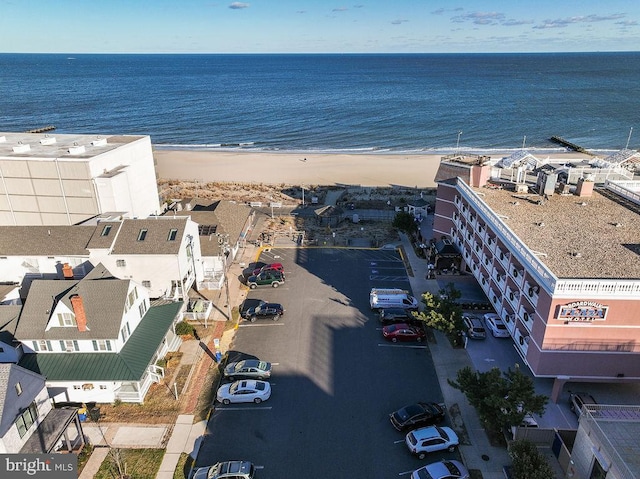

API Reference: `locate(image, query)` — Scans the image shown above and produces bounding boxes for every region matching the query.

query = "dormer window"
[167,229,178,241]
[137,229,148,241]
[101,225,112,236]
[57,313,77,327]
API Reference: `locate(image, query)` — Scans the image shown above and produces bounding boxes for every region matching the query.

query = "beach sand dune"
[153,150,443,188]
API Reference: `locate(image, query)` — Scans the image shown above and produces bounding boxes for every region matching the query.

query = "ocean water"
[0,52,638,154]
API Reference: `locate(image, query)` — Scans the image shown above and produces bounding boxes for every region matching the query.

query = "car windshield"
[257,361,268,370]
[443,461,460,475]
[255,382,265,391]
[436,426,448,440]
[206,464,221,479]
[496,323,507,330]
[229,383,239,393]
[234,361,246,371]
[415,468,433,479]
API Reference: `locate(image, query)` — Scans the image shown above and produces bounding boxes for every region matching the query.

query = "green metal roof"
[18,302,183,381]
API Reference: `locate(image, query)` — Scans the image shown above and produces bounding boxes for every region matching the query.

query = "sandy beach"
[154,149,444,188]
[153,148,594,188]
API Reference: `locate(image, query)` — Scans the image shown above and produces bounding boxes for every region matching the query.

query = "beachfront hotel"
[0,132,160,225]
[432,150,640,400]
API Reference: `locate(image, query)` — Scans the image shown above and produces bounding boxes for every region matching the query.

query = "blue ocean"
[0,52,638,154]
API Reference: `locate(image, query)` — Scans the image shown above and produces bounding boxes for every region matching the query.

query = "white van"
[370,288,419,311]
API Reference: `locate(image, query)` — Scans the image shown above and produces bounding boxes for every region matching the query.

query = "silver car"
[223,359,272,380]
[193,460,255,479]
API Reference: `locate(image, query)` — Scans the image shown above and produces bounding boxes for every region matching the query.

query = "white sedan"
[483,313,510,338]
[217,379,271,405]
[412,460,470,479]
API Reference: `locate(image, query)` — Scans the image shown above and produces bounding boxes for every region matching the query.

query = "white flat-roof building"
[0,132,160,225]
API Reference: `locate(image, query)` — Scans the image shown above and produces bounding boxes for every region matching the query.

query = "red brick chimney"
[62,263,74,279]
[70,295,88,332]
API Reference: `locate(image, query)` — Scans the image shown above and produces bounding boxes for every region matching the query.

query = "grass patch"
[94,448,165,479]
[173,453,195,479]
[77,444,94,475]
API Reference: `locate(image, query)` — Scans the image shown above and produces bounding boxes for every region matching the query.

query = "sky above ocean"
[1,1,639,54]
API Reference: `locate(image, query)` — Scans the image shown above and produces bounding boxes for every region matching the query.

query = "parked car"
[217,379,271,404]
[411,460,470,479]
[463,315,486,339]
[483,313,509,338]
[390,402,446,431]
[569,391,598,417]
[405,426,459,459]
[246,271,285,289]
[241,301,284,321]
[252,262,284,276]
[224,359,272,380]
[193,461,255,479]
[382,323,426,342]
[379,308,417,325]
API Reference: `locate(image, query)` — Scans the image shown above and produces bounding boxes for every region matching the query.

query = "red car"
[382,323,426,342]
[252,262,284,276]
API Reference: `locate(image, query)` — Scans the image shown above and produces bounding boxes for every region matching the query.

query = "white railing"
[605,179,640,205]
[456,180,557,293]
[554,279,640,297]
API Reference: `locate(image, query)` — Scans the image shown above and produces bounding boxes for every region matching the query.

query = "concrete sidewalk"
[399,225,512,478]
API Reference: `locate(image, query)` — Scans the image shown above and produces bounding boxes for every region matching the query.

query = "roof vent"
[12,143,31,153]
[40,136,57,145]
[92,137,107,147]
[68,145,86,155]
[537,222,545,227]
[571,251,582,258]
[615,223,624,228]
[580,202,588,206]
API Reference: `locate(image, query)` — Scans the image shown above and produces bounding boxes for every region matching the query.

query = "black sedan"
[241,301,285,322]
[390,402,446,431]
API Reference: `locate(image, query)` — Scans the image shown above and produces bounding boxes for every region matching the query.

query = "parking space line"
[215,406,273,411]
[378,343,428,349]
[239,323,285,327]
[398,470,413,476]
[393,439,405,444]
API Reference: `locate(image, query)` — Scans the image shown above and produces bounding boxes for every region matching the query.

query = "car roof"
[412,425,447,439]
[218,460,252,475]
[424,460,467,478]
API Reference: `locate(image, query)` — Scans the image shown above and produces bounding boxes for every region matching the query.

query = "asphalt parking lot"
[196,247,460,478]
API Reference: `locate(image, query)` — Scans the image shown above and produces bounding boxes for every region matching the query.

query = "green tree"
[509,440,555,479]
[414,283,464,343]
[392,211,416,234]
[448,365,547,432]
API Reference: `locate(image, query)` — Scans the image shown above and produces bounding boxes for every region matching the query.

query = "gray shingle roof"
[0,305,21,344]
[110,218,188,255]
[86,221,123,249]
[15,264,130,341]
[0,226,95,256]
[181,200,252,257]
[18,302,182,381]
[0,363,47,437]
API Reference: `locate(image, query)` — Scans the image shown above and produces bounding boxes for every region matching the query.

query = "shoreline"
[153,148,595,188]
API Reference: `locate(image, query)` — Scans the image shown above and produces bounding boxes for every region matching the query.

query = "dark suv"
[379,308,417,325]
[246,270,285,289]
[241,301,284,322]
[569,391,598,417]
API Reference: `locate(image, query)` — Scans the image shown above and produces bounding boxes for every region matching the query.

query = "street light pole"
[302,185,305,207]
[218,234,233,322]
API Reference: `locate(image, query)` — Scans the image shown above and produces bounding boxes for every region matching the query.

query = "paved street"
[196,247,456,478]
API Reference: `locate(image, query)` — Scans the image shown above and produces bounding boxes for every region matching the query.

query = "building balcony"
[506,287,520,310]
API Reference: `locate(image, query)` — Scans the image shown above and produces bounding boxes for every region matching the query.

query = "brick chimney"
[62,263,74,279]
[70,295,88,332]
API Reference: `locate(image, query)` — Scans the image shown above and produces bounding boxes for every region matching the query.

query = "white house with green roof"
[14,264,183,403]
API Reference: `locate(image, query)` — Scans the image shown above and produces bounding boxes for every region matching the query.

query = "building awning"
[20,408,81,454]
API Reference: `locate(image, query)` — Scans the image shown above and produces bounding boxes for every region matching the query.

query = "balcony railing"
[456,180,556,293]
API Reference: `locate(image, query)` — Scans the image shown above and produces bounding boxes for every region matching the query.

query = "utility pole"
[217,234,233,321]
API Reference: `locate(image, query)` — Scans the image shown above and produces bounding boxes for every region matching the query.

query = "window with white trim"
[57,312,76,327]
[15,402,38,438]
[15,382,22,396]
[116,259,126,267]
[167,229,178,241]
[92,340,112,351]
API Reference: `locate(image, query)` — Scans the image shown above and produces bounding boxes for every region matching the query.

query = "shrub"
[509,440,555,479]
[175,321,195,337]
